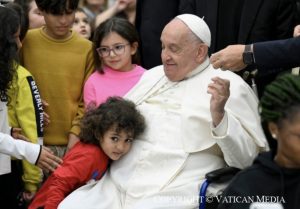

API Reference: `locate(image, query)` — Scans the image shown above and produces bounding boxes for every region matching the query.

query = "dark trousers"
[0,161,24,209]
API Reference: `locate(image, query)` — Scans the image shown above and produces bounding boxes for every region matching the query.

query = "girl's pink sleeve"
[83,78,96,107]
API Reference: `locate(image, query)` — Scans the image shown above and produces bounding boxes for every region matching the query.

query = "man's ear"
[268,122,279,140]
[195,44,208,63]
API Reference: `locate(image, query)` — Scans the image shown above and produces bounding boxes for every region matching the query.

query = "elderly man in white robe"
[58,14,268,209]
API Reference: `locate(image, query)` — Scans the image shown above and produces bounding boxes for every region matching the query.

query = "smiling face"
[99,125,134,161]
[99,31,137,71]
[160,19,203,81]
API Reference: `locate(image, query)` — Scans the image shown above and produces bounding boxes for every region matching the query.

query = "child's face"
[100,126,134,161]
[270,112,300,168]
[28,1,45,29]
[41,11,75,39]
[72,11,91,39]
[98,32,137,71]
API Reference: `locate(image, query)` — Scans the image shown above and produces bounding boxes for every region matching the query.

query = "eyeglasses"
[96,43,130,57]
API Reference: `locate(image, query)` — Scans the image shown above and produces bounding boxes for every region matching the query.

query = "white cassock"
[59,58,268,209]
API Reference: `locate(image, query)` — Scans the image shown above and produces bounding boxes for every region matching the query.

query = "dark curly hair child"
[29,96,145,209]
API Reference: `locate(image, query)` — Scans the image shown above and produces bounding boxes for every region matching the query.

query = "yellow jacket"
[7,65,43,192]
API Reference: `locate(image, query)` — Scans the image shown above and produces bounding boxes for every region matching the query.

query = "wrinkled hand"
[42,99,50,126]
[66,133,80,153]
[293,25,300,37]
[36,146,62,172]
[210,45,246,71]
[207,77,230,127]
[11,127,29,141]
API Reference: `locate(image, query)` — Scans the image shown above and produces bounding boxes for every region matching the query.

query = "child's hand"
[37,146,62,172]
[11,127,29,141]
[42,99,51,126]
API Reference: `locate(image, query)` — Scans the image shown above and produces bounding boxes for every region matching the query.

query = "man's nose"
[161,50,171,61]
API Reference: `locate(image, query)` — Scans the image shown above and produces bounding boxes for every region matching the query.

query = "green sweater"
[21,28,94,146]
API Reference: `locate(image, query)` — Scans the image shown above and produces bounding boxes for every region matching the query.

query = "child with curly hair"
[29,96,145,209]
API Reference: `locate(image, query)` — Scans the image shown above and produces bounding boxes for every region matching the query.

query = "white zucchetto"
[176,14,211,47]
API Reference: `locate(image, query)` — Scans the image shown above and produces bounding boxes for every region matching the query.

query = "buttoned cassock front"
[58,58,267,209]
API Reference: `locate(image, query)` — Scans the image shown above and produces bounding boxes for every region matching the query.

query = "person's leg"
[0,160,24,209]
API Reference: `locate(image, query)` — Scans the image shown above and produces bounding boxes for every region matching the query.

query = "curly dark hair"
[260,73,300,128]
[0,6,20,101]
[92,17,140,74]
[35,0,79,14]
[79,96,146,146]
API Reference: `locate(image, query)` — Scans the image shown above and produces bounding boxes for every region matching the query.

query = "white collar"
[185,57,210,80]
